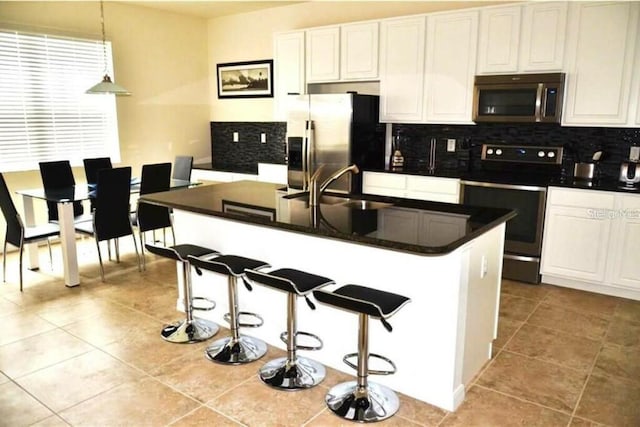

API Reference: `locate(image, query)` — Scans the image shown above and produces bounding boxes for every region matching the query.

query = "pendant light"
[86,0,130,95]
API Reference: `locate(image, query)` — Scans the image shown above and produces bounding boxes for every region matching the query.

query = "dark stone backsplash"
[210,120,639,181]
[393,123,640,180]
[211,122,286,174]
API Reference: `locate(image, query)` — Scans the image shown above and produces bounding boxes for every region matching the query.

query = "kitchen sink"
[289,194,348,205]
[340,200,394,210]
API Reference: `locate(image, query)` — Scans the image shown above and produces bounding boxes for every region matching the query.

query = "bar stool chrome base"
[160,318,219,344]
[205,335,267,364]
[326,380,399,422]
[259,356,326,390]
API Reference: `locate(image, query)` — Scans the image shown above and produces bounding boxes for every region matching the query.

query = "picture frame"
[216,59,274,99]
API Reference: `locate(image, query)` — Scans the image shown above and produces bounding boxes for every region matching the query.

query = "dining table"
[17,178,194,287]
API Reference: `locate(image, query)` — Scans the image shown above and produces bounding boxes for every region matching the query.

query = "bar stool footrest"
[342,352,397,376]
[279,330,323,351]
[192,297,215,311]
[223,311,264,328]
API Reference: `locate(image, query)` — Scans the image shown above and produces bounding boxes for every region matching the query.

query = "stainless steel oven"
[461,144,563,284]
[461,180,547,283]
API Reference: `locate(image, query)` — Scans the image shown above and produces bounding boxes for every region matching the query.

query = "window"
[0,29,121,172]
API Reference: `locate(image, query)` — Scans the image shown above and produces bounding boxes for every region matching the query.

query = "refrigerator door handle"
[303,120,314,191]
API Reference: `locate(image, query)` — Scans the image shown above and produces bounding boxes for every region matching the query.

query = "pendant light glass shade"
[86,0,130,96]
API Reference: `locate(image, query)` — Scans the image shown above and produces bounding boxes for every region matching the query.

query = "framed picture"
[216,59,274,99]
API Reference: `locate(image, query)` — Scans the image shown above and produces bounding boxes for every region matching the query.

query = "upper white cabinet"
[562,1,640,126]
[477,5,522,74]
[519,2,567,71]
[477,2,567,74]
[306,26,341,83]
[379,16,426,122]
[341,22,379,80]
[424,10,479,124]
[273,31,305,121]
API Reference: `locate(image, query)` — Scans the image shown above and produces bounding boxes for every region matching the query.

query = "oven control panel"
[481,144,563,165]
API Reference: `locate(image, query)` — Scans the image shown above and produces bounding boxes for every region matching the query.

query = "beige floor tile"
[614,299,640,323]
[592,342,640,383]
[541,287,619,317]
[527,304,610,341]
[568,416,608,426]
[152,342,284,403]
[477,351,587,413]
[29,415,71,426]
[0,371,9,384]
[576,374,640,426]
[0,381,54,426]
[306,409,422,426]
[32,297,123,327]
[16,349,144,412]
[501,280,551,301]
[498,294,540,322]
[169,406,243,426]
[605,316,640,347]
[209,375,327,426]
[493,316,523,350]
[59,376,200,426]
[395,391,447,425]
[0,310,58,346]
[440,386,570,426]
[0,296,23,315]
[505,324,601,371]
[0,328,93,378]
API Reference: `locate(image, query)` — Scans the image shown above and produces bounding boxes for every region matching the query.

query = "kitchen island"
[141,181,514,411]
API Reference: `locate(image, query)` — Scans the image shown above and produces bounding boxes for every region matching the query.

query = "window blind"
[0,29,121,172]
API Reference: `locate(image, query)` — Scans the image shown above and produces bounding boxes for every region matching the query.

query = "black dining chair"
[1,173,60,291]
[134,162,175,269]
[83,157,113,212]
[39,160,87,223]
[172,155,193,181]
[75,167,141,281]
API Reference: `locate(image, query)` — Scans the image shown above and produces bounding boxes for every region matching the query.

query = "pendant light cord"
[100,0,108,74]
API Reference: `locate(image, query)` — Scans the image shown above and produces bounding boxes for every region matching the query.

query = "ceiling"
[123,1,304,19]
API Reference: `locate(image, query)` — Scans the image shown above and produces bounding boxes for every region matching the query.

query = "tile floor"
[1,240,639,426]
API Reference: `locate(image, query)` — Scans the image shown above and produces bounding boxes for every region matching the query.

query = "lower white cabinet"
[363,171,460,203]
[541,186,640,300]
[191,169,257,183]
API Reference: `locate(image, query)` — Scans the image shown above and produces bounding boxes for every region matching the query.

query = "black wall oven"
[461,144,563,284]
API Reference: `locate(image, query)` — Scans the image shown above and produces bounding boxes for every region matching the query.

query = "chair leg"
[18,242,24,292]
[139,230,146,271]
[130,232,142,273]
[170,225,176,246]
[107,239,112,261]
[115,239,120,263]
[95,238,105,281]
[2,237,7,283]
[47,238,52,269]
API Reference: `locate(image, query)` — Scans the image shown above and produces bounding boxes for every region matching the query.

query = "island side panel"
[171,210,502,411]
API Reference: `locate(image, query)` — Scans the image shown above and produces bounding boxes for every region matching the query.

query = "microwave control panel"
[482,144,563,165]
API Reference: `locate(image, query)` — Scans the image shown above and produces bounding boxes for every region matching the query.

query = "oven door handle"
[461,180,547,192]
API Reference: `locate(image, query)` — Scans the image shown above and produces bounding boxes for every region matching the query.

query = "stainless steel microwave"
[472,73,565,123]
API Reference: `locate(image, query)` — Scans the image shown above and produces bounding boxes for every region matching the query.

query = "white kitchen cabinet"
[424,10,478,124]
[363,171,460,203]
[341,21,379,80]
[377,207,419,244]
[542,187,640,300]
[519,1,567,72]
[273,31,305,121]
[476,5,522,74]
[608,193,640,290]
[379,16,426,122]
[306,26,341,83]
[191,169,257,183]
[562,1,640,126]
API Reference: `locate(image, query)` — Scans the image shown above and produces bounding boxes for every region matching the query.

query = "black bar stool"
[245,267,334,390]
[187,254,270,364]
[145,243,220,343]
[313,285,411,423]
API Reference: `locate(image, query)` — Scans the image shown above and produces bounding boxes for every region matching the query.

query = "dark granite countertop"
[141,181,515,256]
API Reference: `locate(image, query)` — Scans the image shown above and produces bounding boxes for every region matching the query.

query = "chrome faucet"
[309,164,360,206]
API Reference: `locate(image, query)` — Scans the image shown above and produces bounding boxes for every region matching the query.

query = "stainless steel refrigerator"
[286,93,385,194]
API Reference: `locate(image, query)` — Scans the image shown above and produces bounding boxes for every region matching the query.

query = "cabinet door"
[377,207,418,244]
[541,205,612,282]
[406,175,460,203]
[608,194,640,289]
[477,5,522,74]
[424,11,478,124]
[563,2,640,126]
[341,22,379,80]
[306,27,340,83]
[362,171,407,197]
[379,16,426,122]
[519,1,567,72]
[273,31,305,121]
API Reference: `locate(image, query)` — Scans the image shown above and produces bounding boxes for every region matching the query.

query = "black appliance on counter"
[473,73,565,124]
[461,144,564,284]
